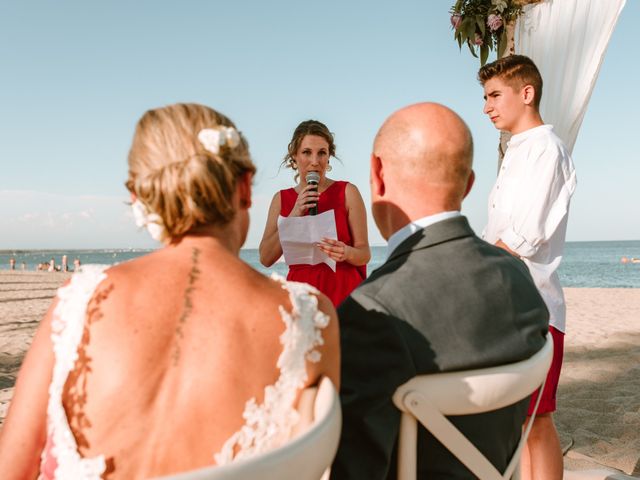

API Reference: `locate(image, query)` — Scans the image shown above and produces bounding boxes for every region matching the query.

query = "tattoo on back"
[173,247,201,365]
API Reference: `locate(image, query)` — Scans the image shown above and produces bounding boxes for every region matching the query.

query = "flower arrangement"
[450,0,522,65]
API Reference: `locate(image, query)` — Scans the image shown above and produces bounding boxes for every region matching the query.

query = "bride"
[0,103,339,479]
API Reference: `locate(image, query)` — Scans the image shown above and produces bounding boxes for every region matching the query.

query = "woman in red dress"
[259,120,370,306]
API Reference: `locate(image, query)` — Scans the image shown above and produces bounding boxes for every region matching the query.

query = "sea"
[2,240,640,288]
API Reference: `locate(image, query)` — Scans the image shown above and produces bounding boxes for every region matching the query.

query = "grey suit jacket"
[331,216,548,479]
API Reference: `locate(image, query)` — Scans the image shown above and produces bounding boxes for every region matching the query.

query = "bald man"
[330,103,549,479]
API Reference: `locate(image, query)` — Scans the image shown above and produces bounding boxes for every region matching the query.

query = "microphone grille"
[306,171,320,184]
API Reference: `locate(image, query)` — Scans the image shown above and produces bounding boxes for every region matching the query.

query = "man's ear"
[463,170,475,199]
[522,85,536,106]
[370,154,385,197]
[237,172,253,209]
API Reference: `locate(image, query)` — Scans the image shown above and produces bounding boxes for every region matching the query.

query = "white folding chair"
[392,334,553,480]
[157,377,341,480]
[564,469,637,480]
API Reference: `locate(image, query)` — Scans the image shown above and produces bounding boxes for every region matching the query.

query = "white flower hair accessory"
[198,126,241,155]
[131,200,167,242]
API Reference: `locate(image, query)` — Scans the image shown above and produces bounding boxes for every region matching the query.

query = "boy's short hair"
[478,55,543,109]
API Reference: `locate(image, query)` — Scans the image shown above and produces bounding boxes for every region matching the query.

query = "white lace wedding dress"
[38,265,330,480]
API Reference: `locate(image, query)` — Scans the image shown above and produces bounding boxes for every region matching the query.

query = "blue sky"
[1,1,638,250]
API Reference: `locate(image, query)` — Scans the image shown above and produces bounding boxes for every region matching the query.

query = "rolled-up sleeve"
[500,225,538,257]
[501,142,577,258]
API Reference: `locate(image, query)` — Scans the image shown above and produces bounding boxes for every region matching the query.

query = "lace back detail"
[214,275,330,465]
[41,265,110,480]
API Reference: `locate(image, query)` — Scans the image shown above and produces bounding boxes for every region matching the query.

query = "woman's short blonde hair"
[126,103,256,240]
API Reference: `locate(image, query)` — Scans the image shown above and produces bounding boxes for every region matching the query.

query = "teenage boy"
[478,55,577,480]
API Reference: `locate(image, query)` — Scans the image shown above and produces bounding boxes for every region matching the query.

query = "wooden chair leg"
[397,412,417,480]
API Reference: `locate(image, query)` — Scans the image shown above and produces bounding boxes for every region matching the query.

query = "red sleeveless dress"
[280,181,366,307]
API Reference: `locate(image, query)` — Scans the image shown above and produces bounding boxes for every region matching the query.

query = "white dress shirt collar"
[507,124,553,149]
[386,211,461,261]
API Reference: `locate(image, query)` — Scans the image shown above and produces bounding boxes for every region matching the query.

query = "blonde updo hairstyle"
[126,103,256,241]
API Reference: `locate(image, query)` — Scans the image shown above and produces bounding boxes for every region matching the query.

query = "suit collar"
[385,215,475,264]
[385,211,461,261]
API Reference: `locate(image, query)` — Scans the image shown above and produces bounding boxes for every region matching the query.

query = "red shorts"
[528,326,564,415]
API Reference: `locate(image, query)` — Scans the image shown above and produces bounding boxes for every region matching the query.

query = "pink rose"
[450,13,462,29]
[487,13,503,31]
[474,33,484,46]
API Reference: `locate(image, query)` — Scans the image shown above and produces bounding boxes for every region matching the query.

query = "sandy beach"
[0,271,72,423]
[0,271,638,476]
[558,288,640,476]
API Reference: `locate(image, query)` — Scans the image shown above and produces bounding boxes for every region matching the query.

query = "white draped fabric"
[515,0,626,153]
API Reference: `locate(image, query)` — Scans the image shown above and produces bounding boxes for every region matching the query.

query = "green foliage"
[498,29,508,58]
[450,0,522,66]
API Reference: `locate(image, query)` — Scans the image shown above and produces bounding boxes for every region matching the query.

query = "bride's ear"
[237,172,252,209]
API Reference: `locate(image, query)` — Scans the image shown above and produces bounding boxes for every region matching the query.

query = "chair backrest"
[157,377,341,480]
[392,334,553,480]
[564,469,638,480]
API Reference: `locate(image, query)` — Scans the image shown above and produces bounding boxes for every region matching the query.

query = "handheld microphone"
[305,171,320,216]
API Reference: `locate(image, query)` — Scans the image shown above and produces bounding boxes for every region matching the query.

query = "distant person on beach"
[47,258,55,272]
[0,103,339,478]
[9,257,16,270]
[622,256,640,264]
[330,102,549,479]
[479,55,577,480]
[259,120,370,306]
[73,257,81,271]
[61,255,68,272]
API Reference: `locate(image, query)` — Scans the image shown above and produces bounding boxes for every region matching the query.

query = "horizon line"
[2,238,640,254]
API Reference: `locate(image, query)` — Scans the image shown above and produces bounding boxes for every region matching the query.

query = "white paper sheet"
[277,210,338,272]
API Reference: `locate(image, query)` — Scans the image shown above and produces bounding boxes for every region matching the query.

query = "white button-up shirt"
[386,211,461,261]
[483,125,577,332]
